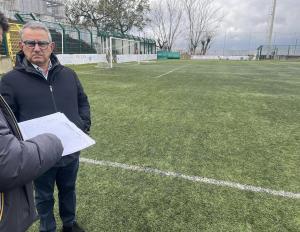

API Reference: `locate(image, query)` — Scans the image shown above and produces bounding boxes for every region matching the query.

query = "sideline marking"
[77,71,119,76]
[80,157,300,199]
[152,65,190,78]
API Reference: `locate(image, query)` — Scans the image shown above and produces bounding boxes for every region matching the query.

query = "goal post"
[109,37,141,68]
[100,36,157,68]
[93,36,111,68]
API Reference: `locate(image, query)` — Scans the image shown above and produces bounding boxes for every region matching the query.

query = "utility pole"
[267,0,277,58]
[222,30,227,56]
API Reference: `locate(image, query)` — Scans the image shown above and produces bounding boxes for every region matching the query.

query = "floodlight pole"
[223,30,227,56]
[267,0,277,57]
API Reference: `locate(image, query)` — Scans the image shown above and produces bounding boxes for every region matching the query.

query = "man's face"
[19,28,54,66]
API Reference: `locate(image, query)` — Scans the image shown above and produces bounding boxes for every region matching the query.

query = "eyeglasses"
[22,40,51,50]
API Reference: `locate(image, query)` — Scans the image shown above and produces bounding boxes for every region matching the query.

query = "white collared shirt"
[31,60,52,80]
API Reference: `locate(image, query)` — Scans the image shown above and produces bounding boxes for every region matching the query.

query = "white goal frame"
[109,37,141,68]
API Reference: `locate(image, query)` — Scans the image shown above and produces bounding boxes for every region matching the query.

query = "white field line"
[77,71,119,76]
[180,70,299,78]
[152,65,190,78]
[80,157,300,199]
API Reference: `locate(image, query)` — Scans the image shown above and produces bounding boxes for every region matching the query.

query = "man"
[0,12,64,232]
[0,21,91,232]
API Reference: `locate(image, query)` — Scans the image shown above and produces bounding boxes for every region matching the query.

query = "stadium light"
[267,0,277,57]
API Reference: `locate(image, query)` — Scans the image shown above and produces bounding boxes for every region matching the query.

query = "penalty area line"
[152,65,190,78]
[80,157,300,199]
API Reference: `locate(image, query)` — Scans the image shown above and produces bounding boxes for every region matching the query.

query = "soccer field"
[30,60,300,231]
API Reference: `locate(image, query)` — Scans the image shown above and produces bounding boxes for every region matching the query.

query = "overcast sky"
[217,0,299,33]
[148,0,300,52]
[215,0,300,51]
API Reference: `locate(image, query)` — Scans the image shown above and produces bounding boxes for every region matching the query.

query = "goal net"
[94,37,111,68]
[95,36,157,68]
[109,37,141,68]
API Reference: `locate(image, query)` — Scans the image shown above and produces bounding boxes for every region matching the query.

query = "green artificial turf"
[28,60,300,231]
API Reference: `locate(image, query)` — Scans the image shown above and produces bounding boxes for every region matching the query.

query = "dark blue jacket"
[0,51,91,165]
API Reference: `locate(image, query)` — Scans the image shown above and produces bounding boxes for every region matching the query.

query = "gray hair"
[20,21,52,42]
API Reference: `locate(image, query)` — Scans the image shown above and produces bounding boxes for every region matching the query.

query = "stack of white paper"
[18,112,95,156]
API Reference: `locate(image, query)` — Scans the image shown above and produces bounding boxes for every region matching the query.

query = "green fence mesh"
[2,13,156,59]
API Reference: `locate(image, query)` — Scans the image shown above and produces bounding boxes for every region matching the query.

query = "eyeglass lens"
[23,40,50,49]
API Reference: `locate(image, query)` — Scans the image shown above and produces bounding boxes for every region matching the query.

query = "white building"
[0,0,65,22]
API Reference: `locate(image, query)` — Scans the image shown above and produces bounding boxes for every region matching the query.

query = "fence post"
[74,26,81,54]
[86,28,93,53]
[58,23,65,54]
[2,32,8,56]
[223,31,227,56]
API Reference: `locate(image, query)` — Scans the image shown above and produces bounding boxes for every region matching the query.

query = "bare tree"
[149,0,183,51]
[65,0,106,34]
[65,0,150,35]
[200,31,215,55]
[182,0,222,55]
[105,0,150,35]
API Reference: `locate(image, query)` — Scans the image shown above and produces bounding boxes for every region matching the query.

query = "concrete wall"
[56,54,108,65]
[191,55,253,61]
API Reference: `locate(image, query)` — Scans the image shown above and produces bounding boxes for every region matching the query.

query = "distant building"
[0,0,65,22]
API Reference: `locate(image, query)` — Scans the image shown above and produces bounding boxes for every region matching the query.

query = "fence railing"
[1,12,156,63]
[257,44,300,59]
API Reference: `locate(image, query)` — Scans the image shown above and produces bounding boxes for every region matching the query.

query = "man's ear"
[50,42,55,51]
[18,41,23,50]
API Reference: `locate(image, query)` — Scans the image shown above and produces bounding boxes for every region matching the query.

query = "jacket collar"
[14,51,61,74]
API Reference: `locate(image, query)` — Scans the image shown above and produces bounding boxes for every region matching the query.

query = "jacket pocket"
[0,192,3,222]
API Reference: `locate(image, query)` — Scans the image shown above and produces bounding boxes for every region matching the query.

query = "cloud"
[147,0,300,51]
[218,0,300,32]
[200,0,300,51]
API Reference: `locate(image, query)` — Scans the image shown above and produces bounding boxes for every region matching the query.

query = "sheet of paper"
[18,112,95,156]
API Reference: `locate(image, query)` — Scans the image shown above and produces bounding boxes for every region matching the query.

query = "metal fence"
[1,12,156,62]
[203,30,300,57]
[14,13,97,55]
[257,44,300,59]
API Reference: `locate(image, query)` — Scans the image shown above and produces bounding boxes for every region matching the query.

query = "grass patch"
[29,60,300,231]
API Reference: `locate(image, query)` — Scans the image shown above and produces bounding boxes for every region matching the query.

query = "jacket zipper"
[27,69,58,113]
[49,85,58,112]
[0,192,3,221]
